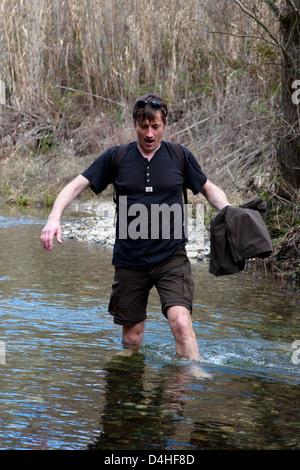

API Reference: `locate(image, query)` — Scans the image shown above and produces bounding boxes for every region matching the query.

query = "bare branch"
[186,25,278,48]
[233,0,295,64]
[286,0,300,14]
[233,0,281,47]
[283,15,298,53]
[264,0,281,18]
[55,85,130,109]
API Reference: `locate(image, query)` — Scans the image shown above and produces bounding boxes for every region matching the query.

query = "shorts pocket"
[108,277,120,315]
[182,262,194,299]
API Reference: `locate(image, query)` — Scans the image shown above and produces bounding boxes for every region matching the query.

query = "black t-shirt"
[81,141,207,269]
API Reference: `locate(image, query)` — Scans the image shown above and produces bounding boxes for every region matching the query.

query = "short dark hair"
[132,93,168,125]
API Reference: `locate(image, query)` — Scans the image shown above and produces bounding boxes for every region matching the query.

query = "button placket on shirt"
[146,165,150,184]
[145,163,153,192]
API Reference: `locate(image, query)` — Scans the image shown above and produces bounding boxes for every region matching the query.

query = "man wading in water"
[40,94,230,374]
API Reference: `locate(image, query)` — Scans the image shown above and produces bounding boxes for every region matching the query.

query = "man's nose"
[145,127,154,137]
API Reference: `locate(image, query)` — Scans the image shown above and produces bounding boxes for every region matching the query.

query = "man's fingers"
[40,226,62,251]
[56,227,63,245]
[40,230,53,251]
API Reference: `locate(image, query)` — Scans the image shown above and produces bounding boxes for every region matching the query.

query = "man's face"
[135,112,166,156]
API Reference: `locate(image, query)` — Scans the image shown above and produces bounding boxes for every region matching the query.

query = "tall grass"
[0,0,279,110]
[0,0,283,202]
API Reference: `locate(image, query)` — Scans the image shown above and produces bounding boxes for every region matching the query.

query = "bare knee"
[167,306,194,338]
[167,306,200,360]
[122,321,145,346]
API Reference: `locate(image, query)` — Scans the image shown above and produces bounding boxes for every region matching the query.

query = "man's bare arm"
[40,174,90,251]
[200,179,230,211]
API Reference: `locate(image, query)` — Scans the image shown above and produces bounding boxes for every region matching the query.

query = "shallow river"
[0,207,299,450]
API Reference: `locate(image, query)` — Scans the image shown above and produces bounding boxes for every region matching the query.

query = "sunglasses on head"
[136,100,162,110]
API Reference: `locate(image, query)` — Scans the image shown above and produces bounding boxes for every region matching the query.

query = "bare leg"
[167,306,212,379]
[167,306,202,360]
[112,321,146,357]
[122,320,145,347]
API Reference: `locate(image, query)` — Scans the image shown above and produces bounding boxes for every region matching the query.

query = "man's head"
[133,94,168,156]
[132,94,168,126]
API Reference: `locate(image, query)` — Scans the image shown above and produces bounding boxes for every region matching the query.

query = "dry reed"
[0,0,280,108]
[0,0,283,201]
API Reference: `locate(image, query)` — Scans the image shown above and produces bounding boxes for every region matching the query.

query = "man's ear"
[133,119,137,128]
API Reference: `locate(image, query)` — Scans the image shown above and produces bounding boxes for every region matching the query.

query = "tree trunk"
[278,1,300,188]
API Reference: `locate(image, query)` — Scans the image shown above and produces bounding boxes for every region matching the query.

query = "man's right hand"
[40,218,63,251]
[39,175,91,251]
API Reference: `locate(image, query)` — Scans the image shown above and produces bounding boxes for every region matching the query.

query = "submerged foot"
[189,363,213,380]
[113,345,140,358]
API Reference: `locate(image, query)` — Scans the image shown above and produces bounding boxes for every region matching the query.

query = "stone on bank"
[61,201,210,261]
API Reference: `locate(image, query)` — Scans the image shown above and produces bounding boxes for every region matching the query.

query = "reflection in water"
[0,209,299,450]
[88,354,188,450]
[88,351,300,450]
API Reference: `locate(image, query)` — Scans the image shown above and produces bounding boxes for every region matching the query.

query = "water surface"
[0,208,299,450]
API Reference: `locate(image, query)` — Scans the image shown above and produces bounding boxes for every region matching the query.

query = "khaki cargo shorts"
[108,247,194,325]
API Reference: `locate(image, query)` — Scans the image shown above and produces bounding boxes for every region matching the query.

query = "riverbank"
[61,200,211,262]
[60,200,299,283]
[0,104,298,282]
